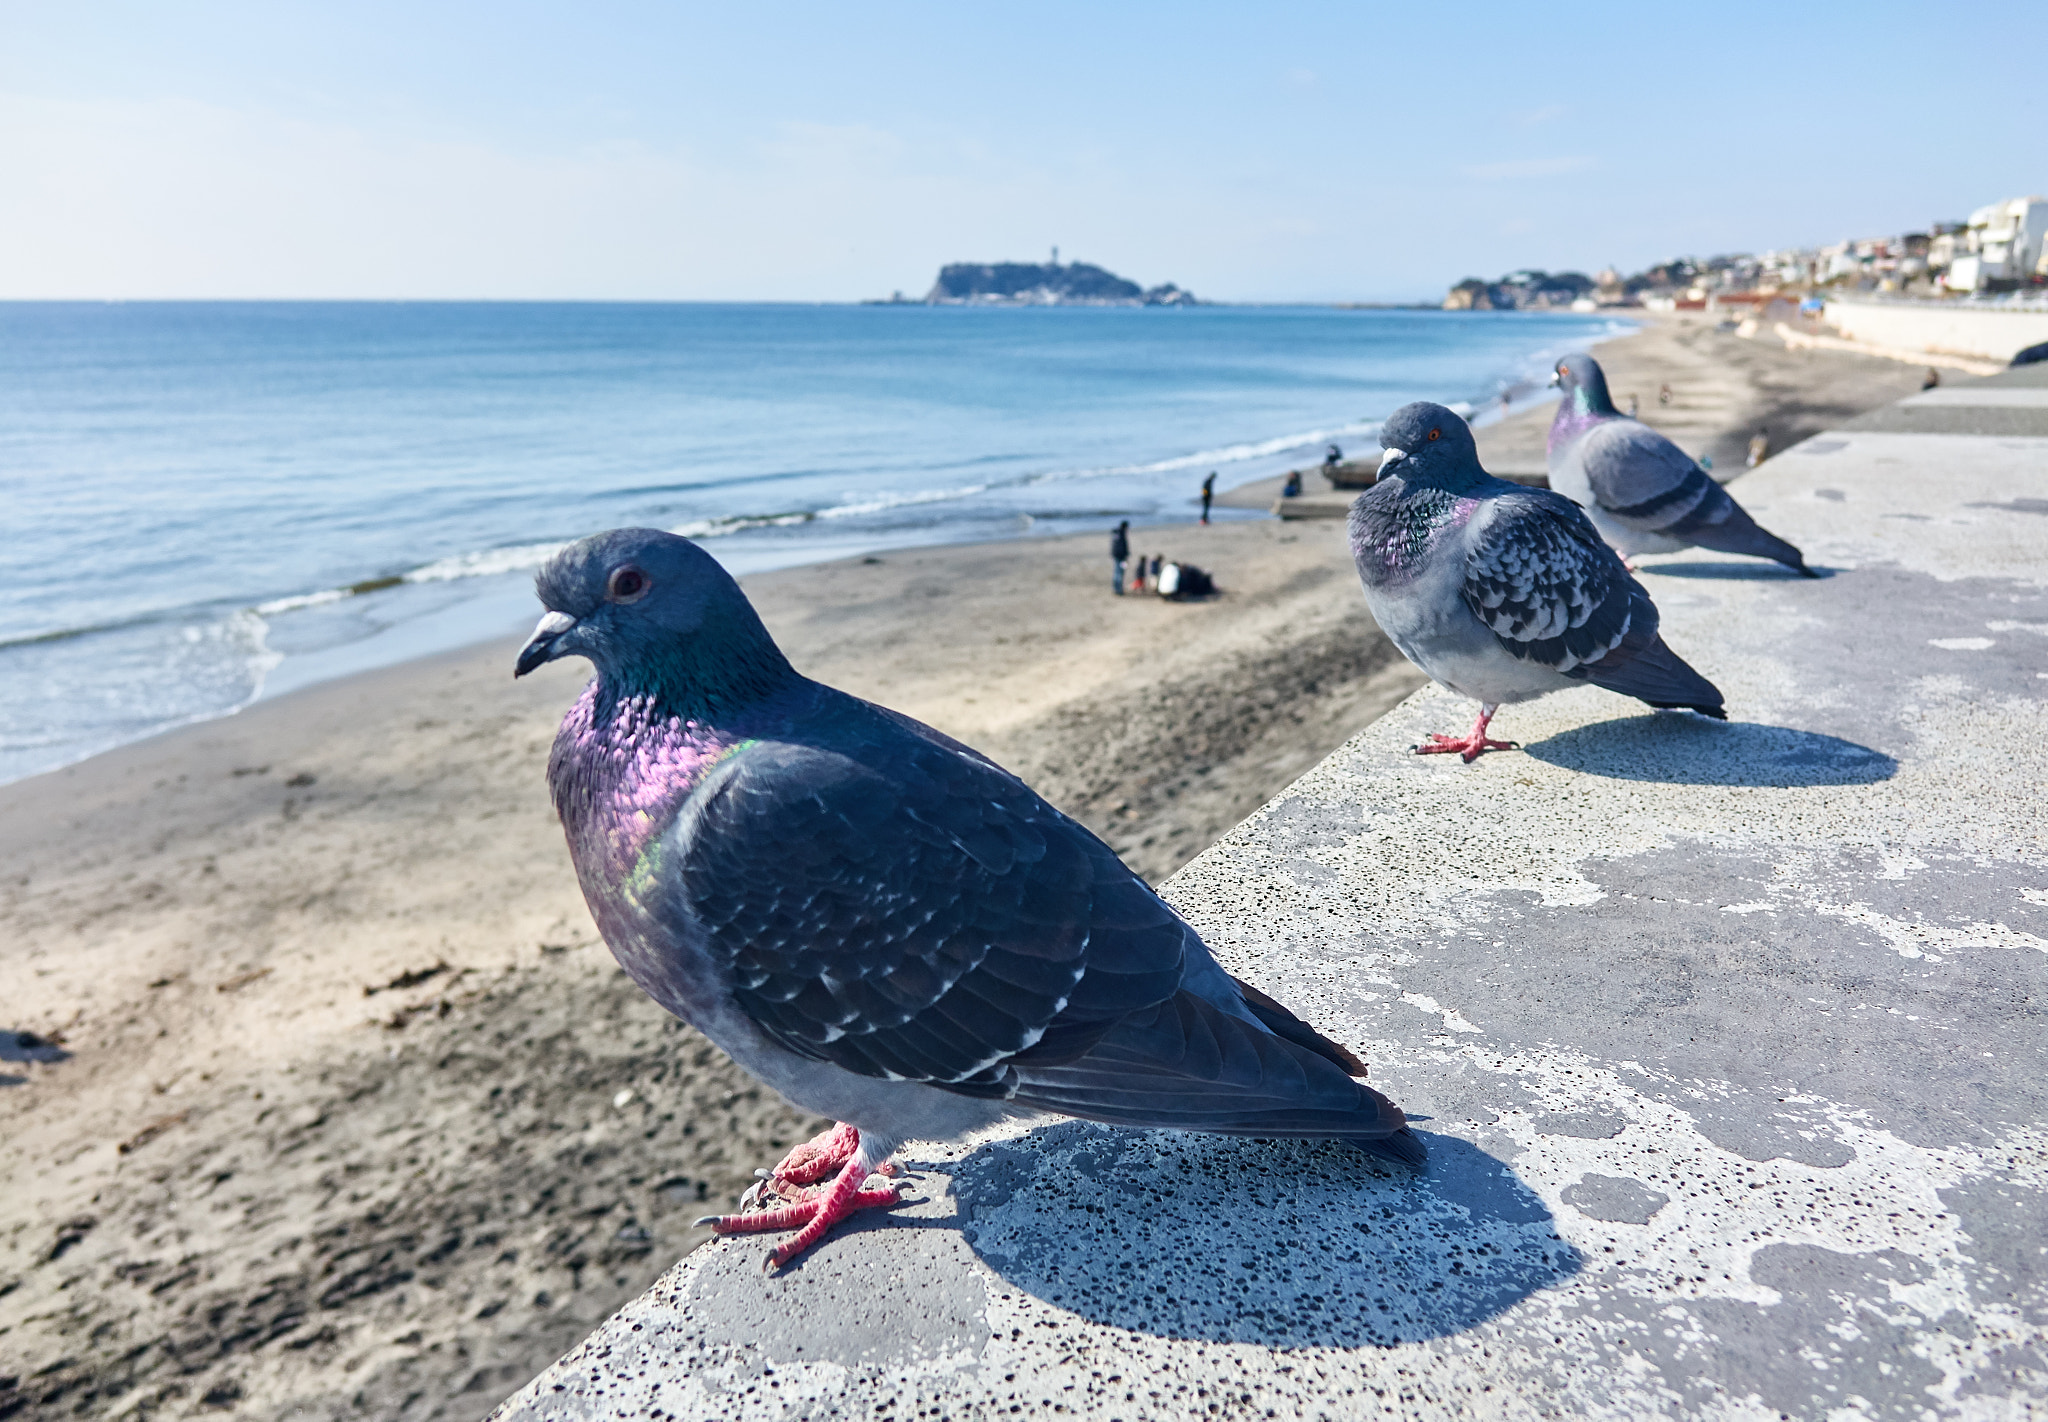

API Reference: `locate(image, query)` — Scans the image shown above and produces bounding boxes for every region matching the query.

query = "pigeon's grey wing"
[1461,489,1642,674]
[675,714,1419,1158]
[675,730,1189,1097]
[1580,422,1812,573]
[1463,490,1724,713]
[1575,419,1720,532]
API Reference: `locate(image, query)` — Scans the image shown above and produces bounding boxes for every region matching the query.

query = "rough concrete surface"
[493,412,2048,1419]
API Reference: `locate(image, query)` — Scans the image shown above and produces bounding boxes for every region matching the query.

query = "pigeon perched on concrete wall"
[1349,403,1725,761]
[517,528,1422,1268]
[1547,353,1815,575]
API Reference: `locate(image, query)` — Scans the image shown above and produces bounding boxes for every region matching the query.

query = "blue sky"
[1,1,2041,302]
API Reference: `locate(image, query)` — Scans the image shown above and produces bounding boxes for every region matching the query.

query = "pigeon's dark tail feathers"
[1673,499,1815,577]
[1649,700,1729,720]
[1008,991,1421,1168]
[1580,632,1725,719]
[1231,974,1369,1078]
[1350,1128,1428,1171]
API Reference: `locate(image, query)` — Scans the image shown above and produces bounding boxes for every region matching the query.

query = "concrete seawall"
[494,366,2048,1419]
[1823,297,2048,363]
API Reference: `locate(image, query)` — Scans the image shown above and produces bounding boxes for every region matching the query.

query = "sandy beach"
[0,314,1932,1420]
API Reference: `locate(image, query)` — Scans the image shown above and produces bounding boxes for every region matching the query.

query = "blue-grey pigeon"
[1350,403,1725,761]
[516,529,1423,1268]
[1547,353,1815,575]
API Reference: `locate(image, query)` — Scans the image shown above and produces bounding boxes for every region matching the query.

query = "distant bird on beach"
[1547,353,1816,576]
[516,528,1422,1268]
[1349,402,1725,761]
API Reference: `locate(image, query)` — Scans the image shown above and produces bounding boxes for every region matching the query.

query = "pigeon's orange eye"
[1427,428,1442,441]
[608,566,649,602]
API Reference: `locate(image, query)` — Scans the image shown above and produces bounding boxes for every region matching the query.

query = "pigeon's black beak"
[515,610,579,678]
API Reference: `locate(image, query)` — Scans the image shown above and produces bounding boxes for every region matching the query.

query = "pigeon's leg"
[761,1121,900,1189]
[769,1121,862,1185]
[1414,703,1518,763]
[697,1132,906,1271]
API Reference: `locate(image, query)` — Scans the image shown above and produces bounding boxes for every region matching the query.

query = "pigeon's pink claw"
[697,1157,906,1269]
[1413,705,1517,763]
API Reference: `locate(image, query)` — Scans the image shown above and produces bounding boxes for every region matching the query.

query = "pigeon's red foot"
[1413,705,1516,763]
[1414,731,1518,762]
[698,1156,907,1271]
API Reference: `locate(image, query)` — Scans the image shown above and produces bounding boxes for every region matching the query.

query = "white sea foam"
[254,587,354,615]
[1031,420,1384,486]
[814,483,993,520]
[403,540,571,584]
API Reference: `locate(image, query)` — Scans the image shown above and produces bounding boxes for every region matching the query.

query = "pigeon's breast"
[550,686,753,895]
[1350,487,1479,589]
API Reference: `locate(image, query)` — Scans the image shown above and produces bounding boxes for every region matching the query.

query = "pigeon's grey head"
[1375,402,1481,487]
[515,528,792,701]
[1549,353,1617,415]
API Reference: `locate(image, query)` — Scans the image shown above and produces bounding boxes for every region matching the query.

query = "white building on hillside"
[1944,196,2048,292]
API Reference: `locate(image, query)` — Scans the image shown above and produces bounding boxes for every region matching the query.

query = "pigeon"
[1349,403,1725,762]
[1547,353,1816,576]
[517,528,1423,1269]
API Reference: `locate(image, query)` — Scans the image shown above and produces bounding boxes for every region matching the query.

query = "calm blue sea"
[0,302,1626,784]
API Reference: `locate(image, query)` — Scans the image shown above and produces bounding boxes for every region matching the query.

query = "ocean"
[0,301,1626,785]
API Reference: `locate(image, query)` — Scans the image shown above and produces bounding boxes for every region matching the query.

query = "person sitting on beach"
[1110,520,1130,595]
[1322,443,1342,473]
[1155,561,1215,600]
[1923,367,1941,391]
[1746,429,1770,469]
[1283,469,1303,497]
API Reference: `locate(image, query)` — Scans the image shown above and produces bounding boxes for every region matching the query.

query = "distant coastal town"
[1443,192,2048,312]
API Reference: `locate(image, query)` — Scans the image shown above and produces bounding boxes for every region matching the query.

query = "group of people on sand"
[1109,519,1215,599]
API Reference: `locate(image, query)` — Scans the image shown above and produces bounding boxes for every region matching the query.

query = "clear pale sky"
[2,1,2041,303]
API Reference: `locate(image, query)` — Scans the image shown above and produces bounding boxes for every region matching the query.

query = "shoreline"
[0,312,1935,1420]
[2,306,1627,791]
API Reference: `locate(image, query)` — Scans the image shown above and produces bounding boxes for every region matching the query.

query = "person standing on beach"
[1200,472,1216,525]
[1110,520,1131,595]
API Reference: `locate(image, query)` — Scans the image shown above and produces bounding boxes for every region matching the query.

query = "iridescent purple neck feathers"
[548,681,768,883]
[1547,399,1612,456]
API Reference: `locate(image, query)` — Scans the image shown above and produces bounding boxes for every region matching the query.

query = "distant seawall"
[1823,297,2048,362]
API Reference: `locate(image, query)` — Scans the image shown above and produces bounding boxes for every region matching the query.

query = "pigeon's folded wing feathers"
[1575,420,1719,532]
[1579,421,1810,571]
[1462,491,1642,674]
[673,733,1187,1097]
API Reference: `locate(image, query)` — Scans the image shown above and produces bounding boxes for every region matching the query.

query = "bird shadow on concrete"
[947,1122,1581,1347]
[1522,715,1896,787]
[1,1029,71,1069]
[1635,560,1834,580]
